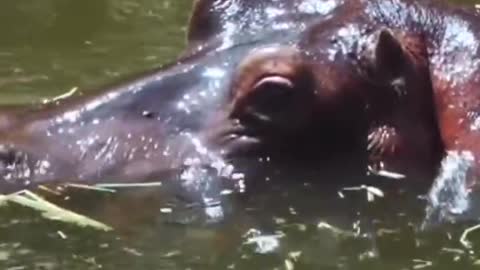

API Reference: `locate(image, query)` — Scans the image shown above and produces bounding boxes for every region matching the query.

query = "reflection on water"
[1,0,480,269]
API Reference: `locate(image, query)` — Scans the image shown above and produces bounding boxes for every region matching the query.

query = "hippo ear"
[188,0,223,44]
[187,0,249,45]
[375,30,406,72]
[366,29,411,84]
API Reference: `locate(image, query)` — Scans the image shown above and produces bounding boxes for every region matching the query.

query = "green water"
[0,0,191,104]
[1,1,480,269]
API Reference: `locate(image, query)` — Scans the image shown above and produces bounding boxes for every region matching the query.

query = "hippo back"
[187,0,348,48]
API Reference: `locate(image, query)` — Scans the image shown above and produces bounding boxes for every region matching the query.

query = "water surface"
[1,1,480,269]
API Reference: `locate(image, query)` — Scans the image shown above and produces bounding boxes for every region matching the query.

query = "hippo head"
[181,0,369,162]
[0,0,436,201]
[175,0,429,168]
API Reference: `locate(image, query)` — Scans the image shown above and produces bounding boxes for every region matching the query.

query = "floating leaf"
[0,190,112,231]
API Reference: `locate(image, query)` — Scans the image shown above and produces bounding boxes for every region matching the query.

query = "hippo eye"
[231,47,316,132]
[238,75,298,126]
[253,75,294,91]
[251,75,295,108]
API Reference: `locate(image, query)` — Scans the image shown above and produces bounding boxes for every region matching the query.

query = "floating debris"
[123,247,143,257]
[374,170,406,180]
[243,229,284,254]
[160,208,173,214]
[163,250,182,258]
[95,181,163,188]
[341,185,385,202]
[317,221,353,237]
[57,230,67,239]
[66,183,116,193]
[284,258,295,270]
[42,87,79,104]
[0,190,112,231]
[412,259,433,269]
[460,223,480,249]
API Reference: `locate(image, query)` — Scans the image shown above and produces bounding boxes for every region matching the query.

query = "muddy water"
[0,1,480,269]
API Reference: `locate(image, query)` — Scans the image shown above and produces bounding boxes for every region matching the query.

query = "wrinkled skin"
[1,0,480,225]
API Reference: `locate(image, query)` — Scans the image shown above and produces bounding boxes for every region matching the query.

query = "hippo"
[1,0,480,224]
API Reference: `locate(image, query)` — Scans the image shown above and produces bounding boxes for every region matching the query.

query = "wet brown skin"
[0,0,479,224]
